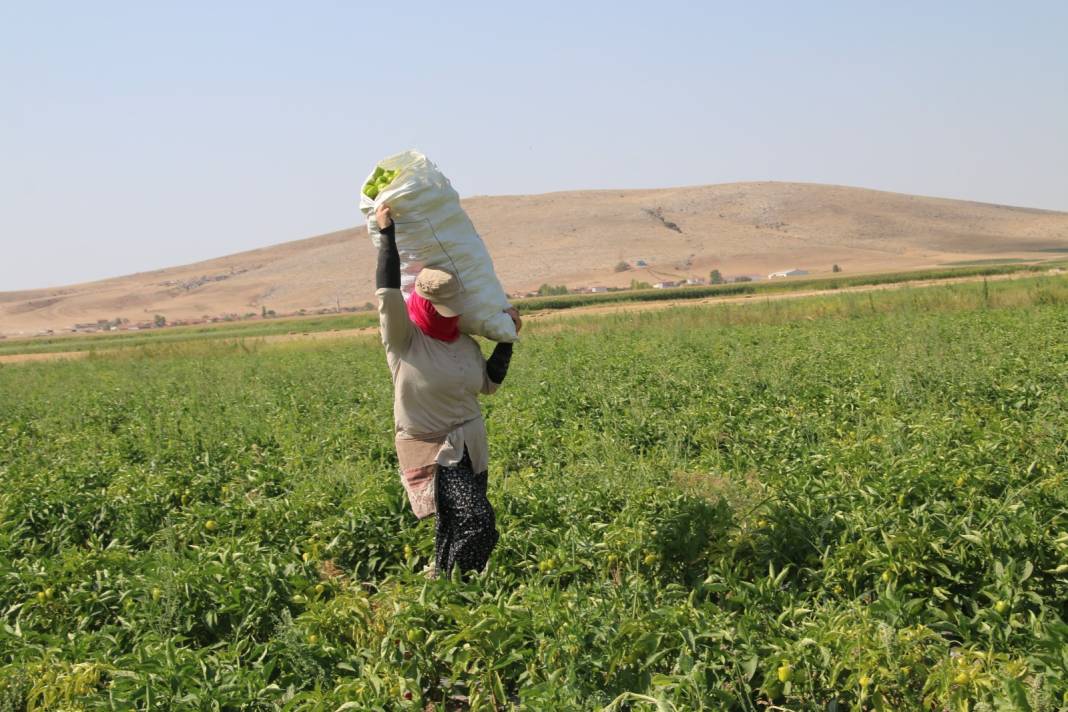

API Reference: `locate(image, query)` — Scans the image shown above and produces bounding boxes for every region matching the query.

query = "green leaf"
[1000,678,1033,711]
[741,655,759,681]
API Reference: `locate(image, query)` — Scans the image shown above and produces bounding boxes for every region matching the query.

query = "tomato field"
[1,275,1066,710]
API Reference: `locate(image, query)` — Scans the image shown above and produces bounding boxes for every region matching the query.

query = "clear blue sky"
[2,1,1066,291]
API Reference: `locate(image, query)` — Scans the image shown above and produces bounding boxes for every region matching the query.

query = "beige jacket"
[376,287,499,516]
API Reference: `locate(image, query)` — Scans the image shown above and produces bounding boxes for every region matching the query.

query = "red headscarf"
[407,292,460,342]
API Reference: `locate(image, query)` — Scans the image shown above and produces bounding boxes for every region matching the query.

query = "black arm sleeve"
[375,223,400,289]
[486,342,513,385]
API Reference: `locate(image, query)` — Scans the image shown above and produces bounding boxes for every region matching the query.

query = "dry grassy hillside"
[2,182,1066,335]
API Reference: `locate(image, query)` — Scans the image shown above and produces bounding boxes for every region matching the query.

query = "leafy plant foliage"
[1,276,1066,710]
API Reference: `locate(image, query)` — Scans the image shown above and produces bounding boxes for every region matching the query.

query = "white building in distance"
[768,268,809,279]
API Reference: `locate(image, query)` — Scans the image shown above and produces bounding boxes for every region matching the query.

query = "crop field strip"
[0,271,1038,366]
[1,260,1064,360]
[0,275,1066,709]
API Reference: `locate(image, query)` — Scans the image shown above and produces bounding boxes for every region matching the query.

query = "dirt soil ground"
[3,181,1066,337]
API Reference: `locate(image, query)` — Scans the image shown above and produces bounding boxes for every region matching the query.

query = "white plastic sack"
[359,150,518,343]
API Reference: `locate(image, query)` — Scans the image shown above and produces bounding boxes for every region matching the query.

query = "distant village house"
[768,268,809,279]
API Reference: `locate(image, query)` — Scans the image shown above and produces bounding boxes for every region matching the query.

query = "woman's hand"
[505,307,522,334]
[376,203,393,230]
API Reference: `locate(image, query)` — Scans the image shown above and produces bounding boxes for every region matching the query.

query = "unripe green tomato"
[777,664,793,683]
[314,583,325,595]
[406,628,424,644]
[203,519,218,532]
[994,600,1008,614]
[307,634,319,645]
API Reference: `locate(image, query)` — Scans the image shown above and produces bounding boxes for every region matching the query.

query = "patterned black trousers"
[435,449,499,577]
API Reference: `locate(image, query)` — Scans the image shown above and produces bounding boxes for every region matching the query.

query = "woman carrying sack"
[374,202,520,578]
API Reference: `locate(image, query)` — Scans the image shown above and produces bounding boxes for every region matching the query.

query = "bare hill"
[3,182,1066,335]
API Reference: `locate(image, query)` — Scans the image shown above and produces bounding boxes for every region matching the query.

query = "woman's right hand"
[376,203,393,230]
[504,307,522,334]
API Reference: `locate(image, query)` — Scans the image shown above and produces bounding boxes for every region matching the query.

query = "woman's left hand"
[505,307,522,334]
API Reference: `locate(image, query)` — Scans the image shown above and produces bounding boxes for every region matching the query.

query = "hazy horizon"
[3,1,1066,292]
